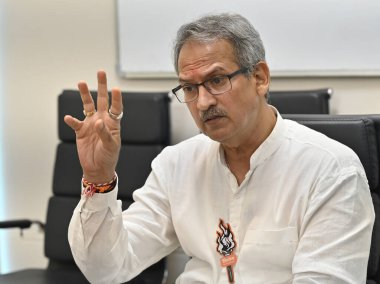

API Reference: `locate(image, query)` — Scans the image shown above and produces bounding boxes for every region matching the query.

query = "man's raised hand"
[64,71,123,184]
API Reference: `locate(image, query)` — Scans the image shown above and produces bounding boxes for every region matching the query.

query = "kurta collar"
[217,106,287,172]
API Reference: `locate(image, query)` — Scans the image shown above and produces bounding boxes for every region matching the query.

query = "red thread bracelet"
[82,173,117,197]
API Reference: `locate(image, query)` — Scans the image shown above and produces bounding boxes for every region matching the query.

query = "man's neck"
[222,105,277,185]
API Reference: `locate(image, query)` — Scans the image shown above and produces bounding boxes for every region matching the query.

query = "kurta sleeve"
[292,166,375,283]
[68,159,179,284]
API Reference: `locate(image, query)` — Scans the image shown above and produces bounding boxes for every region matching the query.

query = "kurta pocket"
[238,227,298,282]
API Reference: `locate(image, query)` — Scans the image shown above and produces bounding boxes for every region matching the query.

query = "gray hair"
[173,13,266,75]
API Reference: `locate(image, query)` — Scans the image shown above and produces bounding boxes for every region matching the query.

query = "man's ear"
[253,62,270,97]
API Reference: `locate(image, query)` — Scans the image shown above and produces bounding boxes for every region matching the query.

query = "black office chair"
[283,114,380,284]
[0,90,171,284]
[269,88,332,114]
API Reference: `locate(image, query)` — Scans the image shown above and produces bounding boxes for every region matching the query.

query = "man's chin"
[197,119,231,141]
[202,129,228,143]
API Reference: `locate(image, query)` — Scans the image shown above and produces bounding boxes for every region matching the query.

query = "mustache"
[200,107,227,122]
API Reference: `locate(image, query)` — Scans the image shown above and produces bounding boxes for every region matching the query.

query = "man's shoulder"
[283,119,363,171]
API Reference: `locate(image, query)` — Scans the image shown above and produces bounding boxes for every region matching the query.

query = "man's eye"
[182,85,195,93]
[209,76,227,86]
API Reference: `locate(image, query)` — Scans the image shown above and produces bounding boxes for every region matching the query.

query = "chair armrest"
[0,219,45,231]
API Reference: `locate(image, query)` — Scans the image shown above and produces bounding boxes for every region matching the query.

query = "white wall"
[0,0,379,275]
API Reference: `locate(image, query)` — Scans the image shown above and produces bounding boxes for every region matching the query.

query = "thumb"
[64,115,83,132]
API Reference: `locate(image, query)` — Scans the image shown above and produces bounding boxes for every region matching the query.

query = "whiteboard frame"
[116,66,380,79]
[115,0,380,79]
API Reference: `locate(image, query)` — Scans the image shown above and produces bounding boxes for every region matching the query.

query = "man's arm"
[65,71,178,283]
[68,162,179,284]
[292,166,374,283]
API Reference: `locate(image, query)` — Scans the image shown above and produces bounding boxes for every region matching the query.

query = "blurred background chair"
[0,90,171,284]
[283,114,380,284]
[269,88,332,114]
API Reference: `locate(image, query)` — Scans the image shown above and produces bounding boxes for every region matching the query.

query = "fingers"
[110,87,123,116]
[77,71,120,120]
[78,81,96,115]
[97,70,109,112]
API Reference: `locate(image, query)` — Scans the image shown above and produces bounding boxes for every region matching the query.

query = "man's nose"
[196,85,216,111]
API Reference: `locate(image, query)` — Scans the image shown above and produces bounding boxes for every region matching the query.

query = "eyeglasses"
[172,67,249,103]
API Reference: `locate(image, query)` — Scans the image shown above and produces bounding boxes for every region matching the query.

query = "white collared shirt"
[69,113,374,284]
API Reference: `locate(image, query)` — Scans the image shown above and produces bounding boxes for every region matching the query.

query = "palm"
[76,113,120,173]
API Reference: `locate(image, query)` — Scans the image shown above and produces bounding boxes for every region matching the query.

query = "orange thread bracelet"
[82,173,117,197]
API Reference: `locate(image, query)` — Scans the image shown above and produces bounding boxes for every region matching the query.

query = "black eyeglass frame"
[172,67,250,103]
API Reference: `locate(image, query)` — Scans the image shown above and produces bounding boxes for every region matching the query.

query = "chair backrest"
[283,114,380,283]
[269,88,332,114]
[46,90,170,280]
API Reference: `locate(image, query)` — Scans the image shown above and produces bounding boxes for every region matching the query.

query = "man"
[67,13,374,283]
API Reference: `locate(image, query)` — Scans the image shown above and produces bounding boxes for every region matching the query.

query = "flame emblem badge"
[216,219,238,283]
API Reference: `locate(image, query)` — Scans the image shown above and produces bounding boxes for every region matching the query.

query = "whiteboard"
[116,0,380,78]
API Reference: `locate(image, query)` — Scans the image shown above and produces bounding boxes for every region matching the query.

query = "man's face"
[177,39,264,145]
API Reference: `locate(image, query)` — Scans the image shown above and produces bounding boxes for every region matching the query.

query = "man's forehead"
[178,65,228,82]
[178,40,235,66]
[177,40,237,82]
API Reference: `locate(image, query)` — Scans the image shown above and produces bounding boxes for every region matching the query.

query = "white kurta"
[69,113,374,284]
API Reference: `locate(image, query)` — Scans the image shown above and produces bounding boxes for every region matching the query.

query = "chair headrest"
[283,114,379,192]
[269,88,332,114]
[58,90,171,145]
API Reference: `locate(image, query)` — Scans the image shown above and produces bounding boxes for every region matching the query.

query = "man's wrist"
[83,170,116,184]
[82,172,118,197]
